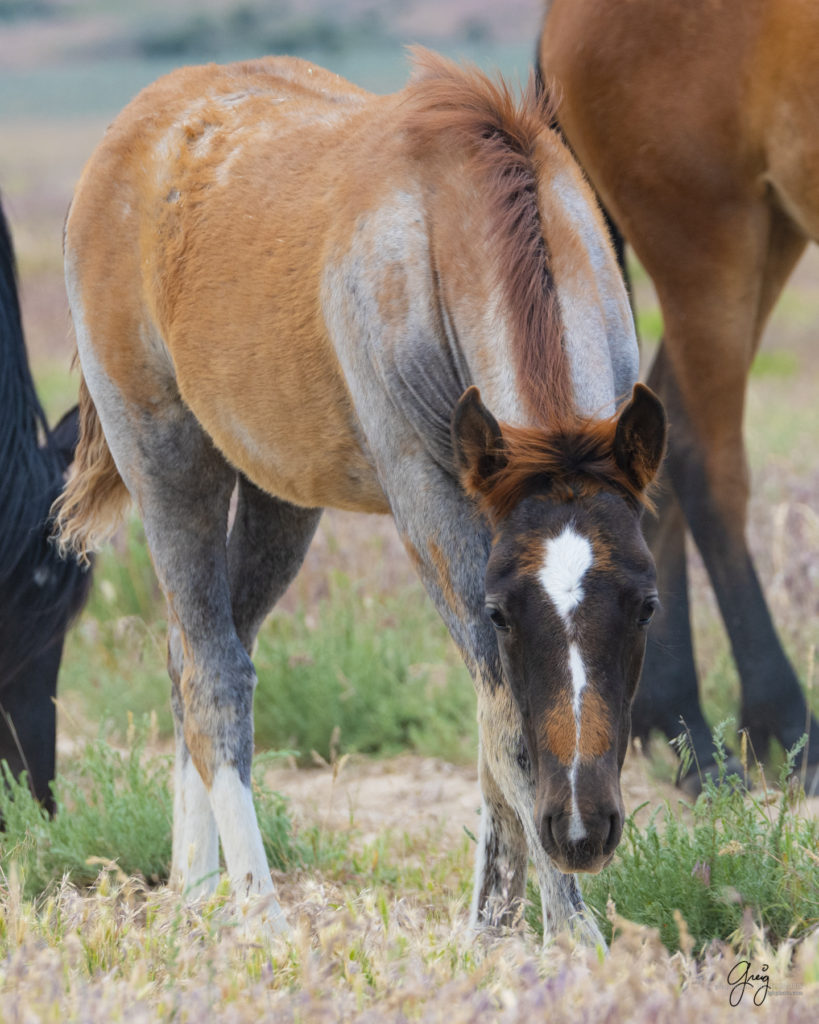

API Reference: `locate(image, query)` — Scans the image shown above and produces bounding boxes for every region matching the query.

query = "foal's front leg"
[387,468,602,946]
[474,683,605,946]
[470,740,528,930]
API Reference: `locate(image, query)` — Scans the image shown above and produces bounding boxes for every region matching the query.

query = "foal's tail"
[52,373,130,563]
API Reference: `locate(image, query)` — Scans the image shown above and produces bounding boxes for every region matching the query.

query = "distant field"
[0,41,536,118]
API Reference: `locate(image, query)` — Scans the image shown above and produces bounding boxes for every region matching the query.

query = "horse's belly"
[180,386,390,514]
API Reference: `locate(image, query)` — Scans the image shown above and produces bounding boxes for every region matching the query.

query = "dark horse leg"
[0,195,91,820]
[634,347,745,791]
[599,214,717,780]
[0,639,64,816]
[633,206,819,791]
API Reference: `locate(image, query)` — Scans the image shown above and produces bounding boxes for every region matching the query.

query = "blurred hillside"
[0,1,542,108]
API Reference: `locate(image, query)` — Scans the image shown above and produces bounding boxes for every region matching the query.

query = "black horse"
[0,196,91,815]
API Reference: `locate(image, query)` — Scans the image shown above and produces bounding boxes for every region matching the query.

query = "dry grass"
[2,868,817,1022]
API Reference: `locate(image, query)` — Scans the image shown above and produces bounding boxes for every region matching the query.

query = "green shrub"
[253,572,476,764]
[574,725,819,952]
[0,722,302,898]
[63,520,476,763]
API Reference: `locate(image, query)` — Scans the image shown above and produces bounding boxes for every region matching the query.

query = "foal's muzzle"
[539,802,623,874]
[534,752,625,874]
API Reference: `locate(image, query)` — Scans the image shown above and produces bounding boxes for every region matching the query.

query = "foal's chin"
[550,848,616,876]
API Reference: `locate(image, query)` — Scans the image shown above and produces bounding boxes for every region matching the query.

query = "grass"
[578,724,819,954]
[1,721,818,1021]
[5,872,814,1024]
[3,11,818,1017]
[4,713,817,960]
[253,572,475,764]
[0,722,174,895]
[0,720,304,897]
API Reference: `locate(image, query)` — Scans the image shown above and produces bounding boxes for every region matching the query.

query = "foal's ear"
[452,386,507,494]
[613,383,667,492]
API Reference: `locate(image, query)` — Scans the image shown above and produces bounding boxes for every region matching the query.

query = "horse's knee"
[178,644,257,788]
[470,727,530,928]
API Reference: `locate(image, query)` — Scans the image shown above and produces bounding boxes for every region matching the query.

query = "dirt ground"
[263,746,819,854]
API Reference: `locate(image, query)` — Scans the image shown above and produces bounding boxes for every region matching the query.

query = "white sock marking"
[209,764,291,934]
[172,754,219,898]
[209,765,273,894]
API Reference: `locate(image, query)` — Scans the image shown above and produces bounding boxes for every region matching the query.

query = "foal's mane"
[401,49,572,428]
[400,53,643,518]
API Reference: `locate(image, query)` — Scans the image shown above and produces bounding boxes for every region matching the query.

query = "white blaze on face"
[539,525,594,841]
[538,526,593,624]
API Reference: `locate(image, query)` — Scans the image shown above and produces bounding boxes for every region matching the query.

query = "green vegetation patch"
[253,572,476,765]
[578,728,819,953]
[62,519,477,764]
[0,723,303,898]
[750,349,799,379]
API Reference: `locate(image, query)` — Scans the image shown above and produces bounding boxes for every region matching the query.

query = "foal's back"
[66,58,402,513]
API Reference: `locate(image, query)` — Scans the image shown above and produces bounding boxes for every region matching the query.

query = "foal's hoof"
[232,891,293,943]
[677,755,749,798]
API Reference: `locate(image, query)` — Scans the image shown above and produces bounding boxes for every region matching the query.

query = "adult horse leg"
[631,432,707,760]
[645,204,818,784]
[636,346,749,790]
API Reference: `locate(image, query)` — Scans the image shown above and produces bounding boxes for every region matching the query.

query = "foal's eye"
[638,596,659,629]
[486,604,511,633]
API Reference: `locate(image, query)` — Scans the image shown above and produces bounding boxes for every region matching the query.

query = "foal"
[56,52,665,941]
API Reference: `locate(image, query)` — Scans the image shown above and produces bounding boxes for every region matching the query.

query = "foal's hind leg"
[79,372,283,916]
[170,476,320,902]
[168,477,320,901]
[227,476,322,655]
[131,417,277,906]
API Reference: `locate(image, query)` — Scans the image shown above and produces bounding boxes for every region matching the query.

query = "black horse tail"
[0,197,91,690]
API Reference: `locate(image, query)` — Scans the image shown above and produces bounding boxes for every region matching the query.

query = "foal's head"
[453,384,666,874]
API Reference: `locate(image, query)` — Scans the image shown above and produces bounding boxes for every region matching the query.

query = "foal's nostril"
[543,814,557,853]
[602,813,621,855]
